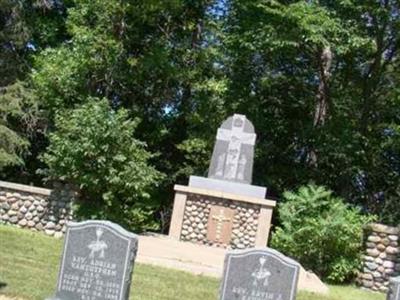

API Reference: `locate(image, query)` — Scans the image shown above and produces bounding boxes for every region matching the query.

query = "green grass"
[0,225,383,300]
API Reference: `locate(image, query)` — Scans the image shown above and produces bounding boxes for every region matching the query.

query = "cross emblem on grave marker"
[215,114,256,181]
[212,208,232,242]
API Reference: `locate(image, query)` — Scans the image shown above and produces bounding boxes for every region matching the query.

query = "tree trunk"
[309,46,333,167]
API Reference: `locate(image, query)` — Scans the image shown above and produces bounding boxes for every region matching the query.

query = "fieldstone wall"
[0,181,77,238]
[180,193,259,249]
[358,223,400,293]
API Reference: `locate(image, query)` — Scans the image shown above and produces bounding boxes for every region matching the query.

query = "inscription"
[59,255,119,299]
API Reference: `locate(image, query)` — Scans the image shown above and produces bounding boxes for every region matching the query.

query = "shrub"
[40,99,163,231]
[271,184,374,283]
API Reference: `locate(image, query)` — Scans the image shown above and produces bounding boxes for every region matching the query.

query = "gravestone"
[48,220,138,300]
[387,277,400,300]
[208,114,256,184]
[220,248,300,300]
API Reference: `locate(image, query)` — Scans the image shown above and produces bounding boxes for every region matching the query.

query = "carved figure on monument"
[88,227,108,259]
[208,114,256,184]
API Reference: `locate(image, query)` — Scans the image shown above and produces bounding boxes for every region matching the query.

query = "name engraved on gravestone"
[207,206,235,245]
[387,277,400,300]
[220,248,300,300]
[208,114,256,184]
[52,220,138,300]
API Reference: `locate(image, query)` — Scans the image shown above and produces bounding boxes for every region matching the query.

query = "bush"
[271,184,374,283]
[40,99,163,231]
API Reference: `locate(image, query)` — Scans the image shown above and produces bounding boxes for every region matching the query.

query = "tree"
[224,0,400,224]
[0,81,37,172]
[31,0,227,226]
[40,99,163,231]
[271,185,373,283]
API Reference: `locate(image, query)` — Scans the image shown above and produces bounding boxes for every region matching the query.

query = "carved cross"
[212,208,232,241]
[216,114,256,180]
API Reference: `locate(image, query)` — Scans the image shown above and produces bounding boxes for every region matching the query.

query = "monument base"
[189,176,267,198]
[169,184,276,249]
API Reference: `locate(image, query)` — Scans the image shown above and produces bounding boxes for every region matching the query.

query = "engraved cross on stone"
[212,208,232,242]
[215,114,256,181]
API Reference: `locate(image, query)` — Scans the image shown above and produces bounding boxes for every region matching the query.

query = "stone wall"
[358,223,400,292]
[180,193,260,249]
[0,181,77,238]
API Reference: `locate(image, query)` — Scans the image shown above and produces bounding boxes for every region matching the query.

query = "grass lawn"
[0,225,383,300]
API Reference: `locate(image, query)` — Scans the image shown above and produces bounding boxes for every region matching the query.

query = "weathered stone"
[0,202,10,210]
[365,262,378,271]
[362,273,373,280]
[8,210,17,216]
[387,246,399,255]
[372,271,382,278]
[45,221,56,229]
[369,223,399,235]
[9,216,18,224]
[367,248,380,257]
[383,261,395,269]
[35,223,43,230]
[18,219,27,227]
[368,235,381,243]
[27,220,35,227]
[377,243,386,251]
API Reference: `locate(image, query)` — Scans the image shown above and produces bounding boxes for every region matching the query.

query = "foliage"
[224,0,400,224]
[40,99,163,231]
[271,185,374,283]
[2,0,400,227]
[0,81,38,171]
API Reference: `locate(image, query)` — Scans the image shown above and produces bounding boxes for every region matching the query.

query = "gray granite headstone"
[208,114,256,184]
[387,277,400,300]
[48,220,138,300]
[220,248,300,300]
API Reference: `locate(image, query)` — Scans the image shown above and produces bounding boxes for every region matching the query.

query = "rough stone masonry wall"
[358,223,400,293]
[0,181,77,238]
[180,193,259,249]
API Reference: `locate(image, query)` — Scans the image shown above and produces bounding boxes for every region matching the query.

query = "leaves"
[271,184,374,283]
[40,99,163,231]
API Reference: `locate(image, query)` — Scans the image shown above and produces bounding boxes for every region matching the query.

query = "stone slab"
[135,234,329,295]
[220,248,300,300]
[388,277,400,300]
[189,176,267,199]
[49,220,138,300]
[0,180,51,196]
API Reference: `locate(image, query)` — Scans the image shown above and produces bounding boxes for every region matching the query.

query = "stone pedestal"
[168,184,276,249]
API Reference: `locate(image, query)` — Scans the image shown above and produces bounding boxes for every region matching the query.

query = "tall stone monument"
[169,114,275,249]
